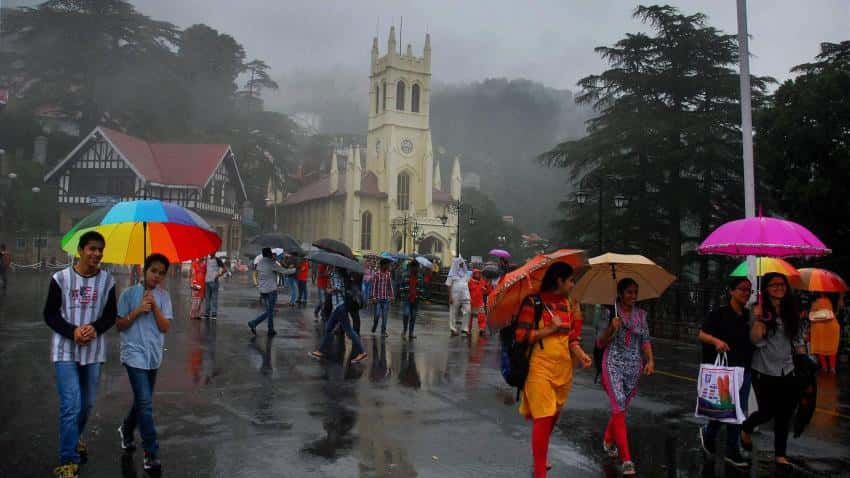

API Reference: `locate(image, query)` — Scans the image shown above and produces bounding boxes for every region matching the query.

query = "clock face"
[400,138,414,155]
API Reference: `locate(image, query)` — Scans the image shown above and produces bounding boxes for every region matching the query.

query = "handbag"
[695,352,746,424]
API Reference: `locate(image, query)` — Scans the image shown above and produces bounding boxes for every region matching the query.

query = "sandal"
[308,351,323,360]
[603,440,619,458]
[351,353,368,364]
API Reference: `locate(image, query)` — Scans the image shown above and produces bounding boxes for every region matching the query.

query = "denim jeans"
[372,299,390,333]
[703,369,752,455]
[123,365,159,454]
[55,361,102,464]
[403,300,419,335]
[287,276,298,304]
[314,289,326,316]
[250,291,278,331]
[318,305,364,356]
[203,281,219,316]
[297,280,308,303]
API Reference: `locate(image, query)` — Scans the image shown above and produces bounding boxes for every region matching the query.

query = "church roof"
[282,170,387,206]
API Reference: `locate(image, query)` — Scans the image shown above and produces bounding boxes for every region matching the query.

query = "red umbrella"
[797,268,849,293]
[487,249,587,328]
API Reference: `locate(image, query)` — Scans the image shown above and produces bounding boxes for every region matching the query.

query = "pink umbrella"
[698,216,830,258]
[489,248,511,259]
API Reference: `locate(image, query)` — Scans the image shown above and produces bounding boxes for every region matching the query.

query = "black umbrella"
[307,250,363,274]
[313,238,354,259]
[482,263,501,280]
[250,233,303,254]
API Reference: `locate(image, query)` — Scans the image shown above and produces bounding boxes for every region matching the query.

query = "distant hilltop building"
[275,27,460,262]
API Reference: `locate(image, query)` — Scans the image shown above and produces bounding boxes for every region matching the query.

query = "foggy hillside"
[265,70,590,237]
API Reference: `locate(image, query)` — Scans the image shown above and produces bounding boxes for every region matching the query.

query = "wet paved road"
[1,271,848,477]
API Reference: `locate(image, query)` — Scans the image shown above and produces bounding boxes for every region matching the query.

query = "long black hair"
[760,272,800,340]
[540,262,574,293]
[616,278,639,300]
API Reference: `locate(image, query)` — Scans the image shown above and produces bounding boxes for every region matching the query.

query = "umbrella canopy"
[730,257,803,289]
[306,250,363,274]
[572,253,676,305]
[250,233,302,254]
[482,262,501,280]
[489,248,512,259]
[797,268,849,293]
[61,199,220,265]
[698,216,831,257]
[313,238,354,259]
[414,255,433,269]
[487,249,587,328]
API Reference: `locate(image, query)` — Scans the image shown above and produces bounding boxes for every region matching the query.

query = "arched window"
[411,84,420,113]
[375,84,380,114]
[382,81,387,111]
[396,80,405,111]
[361,211,372,250]
[397,173,410,211]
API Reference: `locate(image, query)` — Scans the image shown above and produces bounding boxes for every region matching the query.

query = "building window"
[396,81,405,111]
[382,81,387,111]
[375,84,380,114]
[397,173,410,211]
[411,84,420,113]
[361,211,372,250]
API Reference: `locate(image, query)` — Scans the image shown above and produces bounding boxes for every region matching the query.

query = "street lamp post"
[392,213,420,255]
[574,175,629,255]
[439,200,475,257]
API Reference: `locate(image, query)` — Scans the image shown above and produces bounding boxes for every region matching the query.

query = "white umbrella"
[414,255,433,269]
[572,253,676,305]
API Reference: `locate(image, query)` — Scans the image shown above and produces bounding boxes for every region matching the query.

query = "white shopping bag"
[694,352,746,424]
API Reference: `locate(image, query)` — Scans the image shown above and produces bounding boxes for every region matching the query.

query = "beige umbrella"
[572,253,677,305]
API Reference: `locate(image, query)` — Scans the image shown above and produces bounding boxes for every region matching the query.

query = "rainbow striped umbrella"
[797,268,849,293]
[730,257,803,289]
[61,200,221,265]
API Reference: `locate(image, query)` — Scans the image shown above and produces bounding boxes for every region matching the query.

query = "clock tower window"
[396,80,406,111]
[397,173,410,211]
[411,84,420,113]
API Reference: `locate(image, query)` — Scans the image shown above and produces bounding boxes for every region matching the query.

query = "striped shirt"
[44,267,117,365]
[329,269,346,309]
[371,270,394,300]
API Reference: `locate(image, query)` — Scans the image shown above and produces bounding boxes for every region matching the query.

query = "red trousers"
[468,309,487,332]
[603,411,631,462]
[532,413,559,478]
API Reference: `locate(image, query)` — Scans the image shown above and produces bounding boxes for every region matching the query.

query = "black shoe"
[118,425,136,452]
[75,440,88,464]
[724,450,749,468]
[248,323,256,335]
[268,329,277,336]
[699,427,715,456]
[143,450,161,472]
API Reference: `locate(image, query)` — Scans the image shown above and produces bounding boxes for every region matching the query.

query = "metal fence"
[645,282,727,324]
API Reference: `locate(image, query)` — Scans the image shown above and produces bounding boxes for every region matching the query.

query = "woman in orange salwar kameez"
[809,294,840,373]
[190,258,207,319]
[515,262,592,478]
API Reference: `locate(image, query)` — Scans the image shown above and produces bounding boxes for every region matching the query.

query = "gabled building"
[44,127,247,255]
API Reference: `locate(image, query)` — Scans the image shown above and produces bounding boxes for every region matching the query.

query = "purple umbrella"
[488,248,512,259]
[698,216,830,258]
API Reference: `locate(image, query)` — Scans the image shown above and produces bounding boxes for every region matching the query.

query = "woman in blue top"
[115,253,173,473]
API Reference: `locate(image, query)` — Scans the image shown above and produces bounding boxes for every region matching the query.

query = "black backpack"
[593,305,613,383]
[500,295,545,399]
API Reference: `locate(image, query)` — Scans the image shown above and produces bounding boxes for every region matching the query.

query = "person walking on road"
[296,257,310,306]
[309,267,368,363]
[740,272,806,469]
[596,278,655,476]
[115,253,174,474]
[248,248,293,336]
[370,259,394,336]
[313,263,330,320]
[446,257,471,336]
[0,243,11,289]
[809,294,840,374]
[400,261,425,340]
[515,262,592,478]
[43,231,117,478]
[467,268,491,336]
[202,254,227,319]
[697,277,754,468]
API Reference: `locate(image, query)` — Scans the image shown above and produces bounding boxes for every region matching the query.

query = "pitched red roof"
[283,170,387,206]
[99,127,231,188]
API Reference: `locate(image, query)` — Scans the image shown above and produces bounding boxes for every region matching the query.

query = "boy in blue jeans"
[116,253,174,473]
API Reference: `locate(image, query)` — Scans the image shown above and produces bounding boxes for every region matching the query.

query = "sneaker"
[248,323,256,335]
[210,314,217,320]
[382,331,389,337]
[603,440,619,458]
[200,314,209,319]
[143,450,161,472]
[118,425,136,451]
[53,463,79,478]
[698,426,715,456]
[408,334,416,340]
[724,450,749,468]
[75,439,88,463]
[450,329,459,336]
[461,330,469,336]
[268,329,277,336]
[621,461,636,475]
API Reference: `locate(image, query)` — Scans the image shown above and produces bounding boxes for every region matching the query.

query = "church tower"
[366,27,434,217]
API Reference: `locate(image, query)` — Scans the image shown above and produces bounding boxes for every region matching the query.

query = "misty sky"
[4,0,849,90]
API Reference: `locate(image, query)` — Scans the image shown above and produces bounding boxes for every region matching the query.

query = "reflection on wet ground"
[1,271,848,477]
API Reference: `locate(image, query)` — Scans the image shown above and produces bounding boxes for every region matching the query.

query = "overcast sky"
[5,0,849,90]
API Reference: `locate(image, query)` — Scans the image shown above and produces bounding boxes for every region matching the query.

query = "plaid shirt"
[328,270,347,309]
[371,270,394,300]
